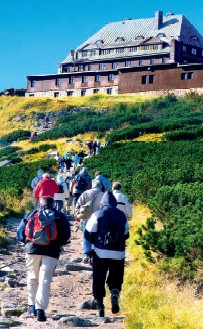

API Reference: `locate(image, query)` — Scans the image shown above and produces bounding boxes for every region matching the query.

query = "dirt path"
[0,216,127,328]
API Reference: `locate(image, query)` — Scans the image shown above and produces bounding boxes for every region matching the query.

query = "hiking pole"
[0,259,23,270]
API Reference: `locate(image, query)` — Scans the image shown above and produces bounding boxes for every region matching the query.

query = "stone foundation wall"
[25,86,203,98]
[25,86,118,98]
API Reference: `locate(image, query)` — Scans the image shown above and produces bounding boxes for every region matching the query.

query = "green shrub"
[1,130,30,143]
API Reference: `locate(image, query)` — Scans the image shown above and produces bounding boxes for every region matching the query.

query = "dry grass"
[122,204,203,329]
[0,94,156,136]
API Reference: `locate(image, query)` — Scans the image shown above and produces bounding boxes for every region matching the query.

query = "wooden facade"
[26,11,203,97]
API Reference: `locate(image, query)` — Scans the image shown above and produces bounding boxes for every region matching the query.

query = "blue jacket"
[85,191,129,259]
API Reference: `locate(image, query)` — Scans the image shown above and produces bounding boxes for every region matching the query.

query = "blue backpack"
[75,174,87,191]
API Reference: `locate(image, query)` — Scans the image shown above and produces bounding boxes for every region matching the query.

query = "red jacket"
[34,177,59,199]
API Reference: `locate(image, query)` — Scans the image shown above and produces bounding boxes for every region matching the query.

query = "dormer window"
[157,33,166,37]
[191,35,199,41]
[82,50,87,57]
[95,40,104,47]
[115,37,125,42]
[135,36,144,40]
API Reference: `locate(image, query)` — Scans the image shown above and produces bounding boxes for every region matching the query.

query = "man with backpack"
[75,179,104,263]
[95,171,111,192]
[31,169,44,209]
[17,196,71,322]
[34,173,59,205]
[112,181,133,221]
[54,174,69,212]
[71,167,92,211]
[84,191,129,318]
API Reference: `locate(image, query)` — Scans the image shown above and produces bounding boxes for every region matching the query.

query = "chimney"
[155,11,163,30]
[70,50,75,61]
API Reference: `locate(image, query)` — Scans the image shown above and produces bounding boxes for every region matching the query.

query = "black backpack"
[99,211,125,248]
[58,183,64,193]
[75,174,87,191]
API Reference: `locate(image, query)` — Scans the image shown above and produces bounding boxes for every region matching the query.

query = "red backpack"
[25,209,57,245]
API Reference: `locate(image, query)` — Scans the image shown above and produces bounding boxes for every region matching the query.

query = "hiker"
[72,153,80,169]
[31,169,44,195]
[97,140,101,153]
[34,173,59,207]
[64,156,73,172]
[92,141,97,156]
[17,196,71,322]
[54,175,69,212]
[85,191,129,317]
[71,167,92,211]
[86,141,93,156]
[31,169,44,209]
[112,181,133,221]
[58,156,66,173]
[105,140,111,147]
[95,171,111,192]
[29,132,36,142]
[75,179,104,263]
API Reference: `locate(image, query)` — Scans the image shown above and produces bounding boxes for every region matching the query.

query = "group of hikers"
[17,162,132,322]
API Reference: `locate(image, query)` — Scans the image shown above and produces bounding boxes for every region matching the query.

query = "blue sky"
[0,0,203,91]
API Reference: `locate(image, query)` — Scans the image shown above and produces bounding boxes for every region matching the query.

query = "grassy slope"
[1,95,203,328]
[0,94,153,136]
[123,205,203,329]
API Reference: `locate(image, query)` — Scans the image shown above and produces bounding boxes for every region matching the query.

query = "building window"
[181,72,193,80]
[62,66,71,73]
[125,60,131,67]
[142,76,147,84]
[67,91,73,96]
[139,59,144,66]
[153,44,158,50]
[183,45,187,52]
[112,62,118,69]
[143,45,149,50]
[101,49,110,55]
[31,80,36,87]
[69,76,75,84]
[90,50,96,56]
[149,75,155,84]
[95,75,101,82]
[116,48,124,53]
[142,75,155,84]
[99,63,106,70]
[88,64,92,71]
[130,46,137,52]
[191,48,197,55]
[82,50,87,57]
[93,89,99,93]
[78,65,84,71]
[81,90,86,96]
[150,58,155,65]
[108,74,114,81]
[54,92,60,98]
[55,78,61,86]
[162,57,168,63]
[82,76,88,83]
[107,88,112,95]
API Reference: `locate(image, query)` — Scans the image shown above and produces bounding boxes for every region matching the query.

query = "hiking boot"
[97,308,105,317]
[111,289,120,314]
[82,255,90,264]
[27,305,36,316]
[36,309,46,322]
[95,299,105,318]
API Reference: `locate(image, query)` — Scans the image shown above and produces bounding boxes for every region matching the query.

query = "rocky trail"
[0,216,127,328]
